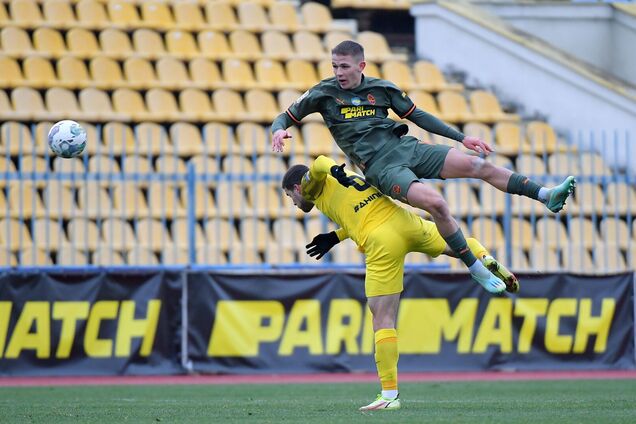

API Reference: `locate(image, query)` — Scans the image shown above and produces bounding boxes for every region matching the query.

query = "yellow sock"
[466,237,490,260]
[374,328,398,391]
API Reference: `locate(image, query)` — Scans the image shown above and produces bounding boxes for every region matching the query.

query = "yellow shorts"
[363,207,446,298]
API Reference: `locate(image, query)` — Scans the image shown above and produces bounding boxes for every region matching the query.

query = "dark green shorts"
[364,137,452,203]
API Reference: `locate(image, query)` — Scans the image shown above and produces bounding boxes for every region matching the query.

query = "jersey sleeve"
[301,155,337,201]
[285,87,322,124]
[386,81,416,119]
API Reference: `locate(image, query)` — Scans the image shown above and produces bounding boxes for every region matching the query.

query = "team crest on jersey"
[295,90,310,104]
[351,97,362,106]
[392,184,401,195]
[367,94,376,105]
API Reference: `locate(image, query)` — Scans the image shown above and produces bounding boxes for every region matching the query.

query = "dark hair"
[281,164,309,190]
[331,40,365,61]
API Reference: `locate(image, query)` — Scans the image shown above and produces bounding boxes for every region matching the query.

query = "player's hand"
[462,136,493,156]
[330,163,356,188]
[272,129,292,153]
[306,232,340,260]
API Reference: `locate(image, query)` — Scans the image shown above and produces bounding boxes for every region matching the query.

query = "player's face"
[332,54,365,90]
[284,185,314,213]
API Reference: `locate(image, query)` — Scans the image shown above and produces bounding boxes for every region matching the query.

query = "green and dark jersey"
[271,75,465,166]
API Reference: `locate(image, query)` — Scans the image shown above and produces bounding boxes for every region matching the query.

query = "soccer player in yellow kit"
[282,155,518,411]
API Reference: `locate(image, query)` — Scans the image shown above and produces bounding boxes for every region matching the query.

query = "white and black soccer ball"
[47,120,87,158]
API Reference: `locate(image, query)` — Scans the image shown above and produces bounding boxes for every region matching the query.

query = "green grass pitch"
[1,379,635,423]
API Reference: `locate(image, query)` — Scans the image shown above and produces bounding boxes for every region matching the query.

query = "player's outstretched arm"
[271,112,294,152]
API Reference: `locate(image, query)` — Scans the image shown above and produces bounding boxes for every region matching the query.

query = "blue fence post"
[186,162,196,266]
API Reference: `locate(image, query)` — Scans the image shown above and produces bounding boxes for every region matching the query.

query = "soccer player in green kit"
[271,40,575,288]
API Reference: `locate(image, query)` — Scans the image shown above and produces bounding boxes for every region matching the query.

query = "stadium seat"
[381,60,418,91]
[155,57,191,90]
[509,217,534,250]
[562,245,595,273]
[33,27,68,58]
[127,246,159,265]
[0,55,24,88]
[45,87,84,121]
[578,152,612,177]
[437,91,474,123]
[237,2,271,32]
[229,30,263,60]
[444,181,478,216]
[42,0,76,30]
[529,246,560,272]
[605,182,634,215]
[113,88,155,122]
[0,2,8,27]
[10,86,51,121]
[249,181,285,218]
[478,184,507,215]
[179,88,216,121]
[173,1,206,31]
[165,30,199,60]
[547,152,581,177]
[0,250,17,267]
[92,247,127,266]
[412,61,463,92]
[171,217,206,249]
[135,121,172,154]
[146,88,182,121]
[569,182,604,215]
[66,218,101,251]
[286,59,319,91]
[1,121,34,155]
[10,0,43,28]
[111,183,150,217]
[99,28,134,60]
[132,28,167,60]
[90,56,126,90]
[265,245,296,265]
[463,122,493,146]
[272,217,307,248]
[136,217,174,251]
[535,217,569,248]
[300,2,336,33]
[526,121,562,154]
[203,122,239,155]
[245,89,280,122]
[357,31,407,62]
[235,121,268,154]
[65,28,100,59]
[140,1,174,30]
[22,55,58,89]
[108,0,141,30]
[222,58,258,90]
[16,154,49,175]
[262,30,295,61]
[515,154,547,178]
[79,88,129,122]
[160,247,191,265]
[470,217,504,250]
[76,0,109,30]
[169,121,206,155]
[101,218,137,250]
[239,217,273,250]
[212,89,249,123]
[600,217,631,249]
[31,218,68,251]
[469,90,520,123]
[197,31,233,60]
[205,1,239,32]
[7,181,45,219]
[102,122,135,155]
[198,246,228,265]
[19,248,52,266]
[57,56,91,89]
[76,183,112,217]
[88,154,121,178]
[568,217,599,249]
[494,122,531,155]
[302,122,338,157]
[595,242,627,272]
[215,181,249,218]
[0,26,35,58]
[331,242,365,265]
[255,154,287,176]
[227,245,262,265]
[270,2,301,33]
[204,218,241,251]
[0,217,33,252]
[255,59,298,91]
[189,57,225,88]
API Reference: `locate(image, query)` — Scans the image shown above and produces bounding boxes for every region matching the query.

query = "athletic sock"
[382,390,398,400]
[375,328,398,394]
[538,187,549,203]
[506,173,543,201]
[443,228,477,267]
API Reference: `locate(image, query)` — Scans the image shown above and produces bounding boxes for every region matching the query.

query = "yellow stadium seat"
[171,217,206,249]
[535,216,569,248]
[569,182,604,215]
[515,154,547,177]
[165,30,199,60]
[302,122,338,157]
[101,122,134,155]
[265,245,296,265]
[237,2,271,32]
[509,217,534,250]
[198,246,228,265]
[239,217,273,251]
[412,61,462,92]
[0,250,17,267]
[437,91,474,124]
[578,152,612,177]
[108,0,141,30]
[204,1,238,32]
[605,182,634,215]
[526,121,561,154]
[188,154,220,177]
[262,30,294,61]
[216,181,249,218]
[300,2,336,33]
[595,242,627,272]
[0,55,24,88]
[470,90,520,123]
[57,56,91,89]
[1,121,33,155]
[323,30,352,51]
[245,89,279,122]
[529,246,560,272]
[222,153,255,175]
[101,218,137,250]
[19,248,52,266]
[10,86,50,121]
[478,184,507,215]
[140,1,174,30]
[99,28,134,60]
[111,182,150,216]
[470,216,505,250]
[76,0,109,30]
[562,245,595,273]
[255,58,296,91]
[7,181,45,219]
[159,246,190,265]
[16,154,49,175]
[179,88,217,122]
[249,181,285,218]
[0,2,8,27]
[88,154,121,176]
[0,26,35,58]
[381,60,417,91]
[42,0,76,30]
[66,28,99,59]
[154,154,187,175]
[222,58,258,90]
[10,0,43,28]
[173,1,206,31]
[277,88,302,110]
[66,218,101,251]
[568,217,599,249]
[33,27,68,58]
[169,121,205,155]
[463,122,493,146]
[0,217,34,251]
[90,56,125,90]
[204,218,241,251]
[331,242,365,265]
[211,88,249,123]
[202,122,239,155]
[494,122,531,155]
[92,247,126,266]
[228,246,262,265]
[407,90,442,118]
[183,181,217,219]
[145,183,186,219]
[31,218,68,251]
[127,246,159,265]
[113,88,153,122]
[22,55,58,89]
[189,57,225,89]
[229,30,262,60]
[45,87,84,121]
[255,154,287,176]
[76,182,112,218]
[293,31,326,62]
[155,57,191,90]
[79,87,129,122]
[132,28,166,60]
[444,181,477,216]
[357,31,407,62]
[286,59,319,91]
[269,2,301,33]
[197,30,232,61]
[146,88,181,121]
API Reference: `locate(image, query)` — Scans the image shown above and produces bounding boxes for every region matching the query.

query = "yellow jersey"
[301,155,399,247]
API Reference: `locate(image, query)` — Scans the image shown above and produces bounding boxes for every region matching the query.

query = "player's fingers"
[315,252,325,260]
[283,131,292,139]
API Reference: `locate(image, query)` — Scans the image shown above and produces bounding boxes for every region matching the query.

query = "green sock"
[443,229,477,267]
[506,173,542,200]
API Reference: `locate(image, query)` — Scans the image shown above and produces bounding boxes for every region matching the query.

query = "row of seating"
[0,0,342,34]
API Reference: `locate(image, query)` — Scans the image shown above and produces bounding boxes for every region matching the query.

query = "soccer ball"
[47,120,87,158]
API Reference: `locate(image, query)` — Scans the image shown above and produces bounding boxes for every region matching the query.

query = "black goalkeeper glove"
[306,231,340,260]
[330,163,356,188]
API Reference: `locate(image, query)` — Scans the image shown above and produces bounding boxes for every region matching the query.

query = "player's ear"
[359,60,366,72]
